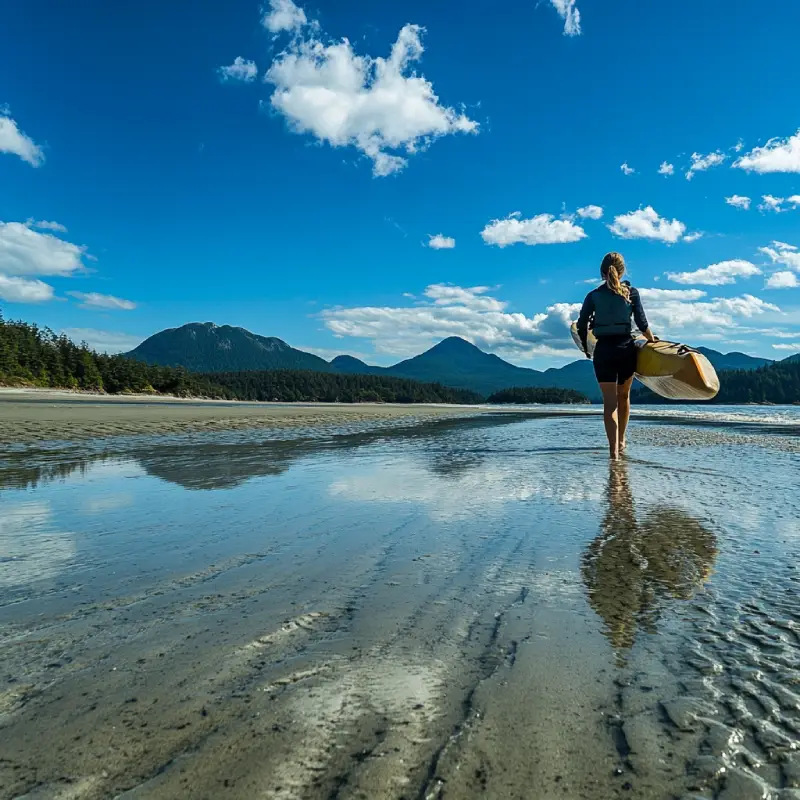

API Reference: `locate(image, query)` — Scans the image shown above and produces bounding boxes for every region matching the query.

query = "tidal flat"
[1,403,799,799]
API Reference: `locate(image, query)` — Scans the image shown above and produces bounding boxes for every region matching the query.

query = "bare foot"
[620,439,627,453]
[609,449,620,460]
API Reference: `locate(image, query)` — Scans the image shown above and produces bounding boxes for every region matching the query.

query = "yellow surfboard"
[570,323,719,401]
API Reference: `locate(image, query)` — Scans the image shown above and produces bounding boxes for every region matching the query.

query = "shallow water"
[1,412,799,799]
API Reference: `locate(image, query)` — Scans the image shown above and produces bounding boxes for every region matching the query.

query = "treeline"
[0,317,228,397]
[205,370,481,404]
[632,358,800,404]
[0,317,481,403]
[487,387,590,404]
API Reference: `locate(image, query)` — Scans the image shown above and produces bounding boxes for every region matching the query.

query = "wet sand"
[1,410,798,799]
[0,390,492,449]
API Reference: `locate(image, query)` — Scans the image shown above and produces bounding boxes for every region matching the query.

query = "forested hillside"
[487,387,590,404]
[206,371,481,404]
[0,317,479,404]
[633,359,800,404]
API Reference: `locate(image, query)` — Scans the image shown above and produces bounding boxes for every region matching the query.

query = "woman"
[577,252,657,459]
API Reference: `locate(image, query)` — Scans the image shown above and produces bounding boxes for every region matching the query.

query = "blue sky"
[2,0,800,367]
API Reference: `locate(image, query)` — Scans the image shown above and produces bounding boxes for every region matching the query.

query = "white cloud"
[725,195,751,211]
[620,162,635,175]
[789,195,800,207]
[322,284,580,359]
[759,241,800,272]
[773,343,800,351]
[576,205,603,220]
[666,259,761,286]
[658,161,674,176]
[759,194,786,213]
[608,206,687,244]
[262,0,308,33]
[27,219,68,233]
[0,220,88,277]
[642,294,780,334]
[0,110,44,167]
[638,288,708,302]
[218,57,258,82]
[264,21,478,176]
[321,282,783,362]
[765,271,800,289]
[481,212,586,247]
[427,234,455,250]
[67,291,137,311]
[685,150,726,180]
[549,0,581,36]
[0,275,55,304]
[61,328,143,354]
[683,231,704,243]
[734,129,800,174]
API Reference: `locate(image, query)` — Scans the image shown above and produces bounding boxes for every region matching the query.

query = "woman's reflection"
[581,460,718,656]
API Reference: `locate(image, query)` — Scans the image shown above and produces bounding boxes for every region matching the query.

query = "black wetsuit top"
[576,282,649,352]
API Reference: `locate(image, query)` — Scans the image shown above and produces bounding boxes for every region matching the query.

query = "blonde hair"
[601,252,630,302]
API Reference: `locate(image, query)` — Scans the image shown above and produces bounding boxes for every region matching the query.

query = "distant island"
[487,387,590,404]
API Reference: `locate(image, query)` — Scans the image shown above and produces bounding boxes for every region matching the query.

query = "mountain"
[125,322,791,404]
[695,347,772,372]
[382,337,553,397]
[328,355,384,375]
[127,323,330,373]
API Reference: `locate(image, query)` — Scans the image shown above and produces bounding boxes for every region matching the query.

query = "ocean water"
[1,409,798,799]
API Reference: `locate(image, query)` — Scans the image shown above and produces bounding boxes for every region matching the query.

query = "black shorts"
[593,336,637,384]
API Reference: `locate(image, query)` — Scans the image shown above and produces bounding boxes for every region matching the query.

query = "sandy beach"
[1,404,799,799]
[0,389,495,448]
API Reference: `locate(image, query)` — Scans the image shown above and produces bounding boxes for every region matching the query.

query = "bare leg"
[617,376,634,453]
[599,383,619,459]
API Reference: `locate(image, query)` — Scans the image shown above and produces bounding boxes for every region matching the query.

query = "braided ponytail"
[601,252,631,302]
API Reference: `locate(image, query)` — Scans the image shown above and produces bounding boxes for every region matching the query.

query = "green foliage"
[632,359,800,404]
[204,370,483,404]
[486,386,591,404]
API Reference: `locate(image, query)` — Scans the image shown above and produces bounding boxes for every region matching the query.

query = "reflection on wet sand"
[582,460,718,654]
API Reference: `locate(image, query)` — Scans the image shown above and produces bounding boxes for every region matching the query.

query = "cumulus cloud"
[759,194,786,213]
[262,0,308,33]
[642,294,780,334]
[683,231,704,243]
[608,206,687,244]
[0,110,44,167]
[666,260,761,286]
[426,234,455,250]
[638,288,708,302]
[620,162,635,175]
[734,129,800,174]
[67,291,137,311]
[322,284,580,359]
[0,275,55,304]
[321,283,782,362]
[685,150,726,180]
[759,241,800,272]
[725,195,751,211]
[658,161,674,176]
[481,212,586,247]
[550,0,581,36]
[0,220,89,277]
[766,271,800,289]
[218,57,258,82]
[61,328,143,353]
[27,219,68,233]
[576,205,603,220]
[264,19,478,176]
